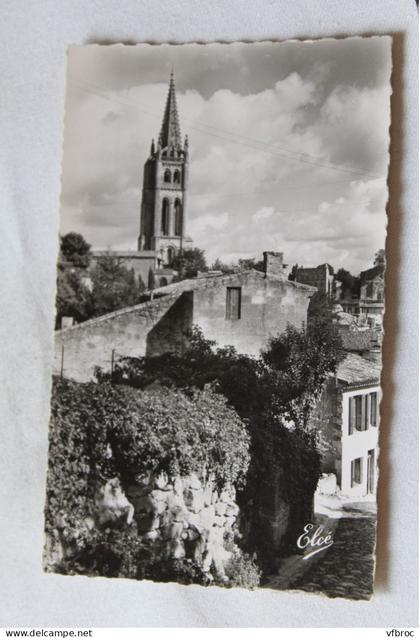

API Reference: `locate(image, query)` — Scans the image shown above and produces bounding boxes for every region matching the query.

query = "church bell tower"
[138,71,192,267]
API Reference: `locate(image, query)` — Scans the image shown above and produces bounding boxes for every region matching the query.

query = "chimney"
[263,251,285,278]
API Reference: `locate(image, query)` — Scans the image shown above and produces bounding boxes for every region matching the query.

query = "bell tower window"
[173,169,181,184]
[164,169,171,183]
[161,198,170,235]
[174,199,182,236]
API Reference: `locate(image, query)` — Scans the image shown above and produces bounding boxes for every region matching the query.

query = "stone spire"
[159,70,182,151]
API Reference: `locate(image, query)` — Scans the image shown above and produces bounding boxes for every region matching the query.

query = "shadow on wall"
[146,291,194,357]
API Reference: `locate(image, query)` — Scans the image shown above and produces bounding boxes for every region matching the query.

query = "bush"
[223,552,261,589]
[45,378,250,580]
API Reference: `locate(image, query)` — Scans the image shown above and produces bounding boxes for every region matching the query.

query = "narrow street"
[266,504,376,600]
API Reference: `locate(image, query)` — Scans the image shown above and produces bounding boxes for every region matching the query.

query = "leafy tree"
[288,263,299,282]
[91,253,143,317]
[374,248,385,267]
[170,248,207,280]
[55,268,93,328]
[60,232,92,268]
[335,267,360,299]
[238,258,264,272]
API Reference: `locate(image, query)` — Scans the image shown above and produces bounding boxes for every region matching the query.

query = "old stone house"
[295,263,335,297]
[54,252,316,382]
[309,353,381,500]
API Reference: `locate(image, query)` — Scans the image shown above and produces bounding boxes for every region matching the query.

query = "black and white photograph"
[44,38,392,600]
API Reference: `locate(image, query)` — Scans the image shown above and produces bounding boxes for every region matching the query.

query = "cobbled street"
[265,505,376,600]
[292,513,376,600]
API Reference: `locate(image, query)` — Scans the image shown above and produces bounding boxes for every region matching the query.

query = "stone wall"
[307,378,343,484]
[54,291,193,382]
[126,470,239,581]
[192,271,314,357]
[54,269,314,382]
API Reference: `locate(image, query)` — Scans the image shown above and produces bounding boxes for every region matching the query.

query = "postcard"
[44,37,391,600]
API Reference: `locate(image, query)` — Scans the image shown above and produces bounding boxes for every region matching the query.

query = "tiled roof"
[153,268,317,296]
[338,327,380,352]
[336,353,381,385]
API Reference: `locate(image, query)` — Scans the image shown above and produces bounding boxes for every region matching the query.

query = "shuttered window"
[226,287,241,320]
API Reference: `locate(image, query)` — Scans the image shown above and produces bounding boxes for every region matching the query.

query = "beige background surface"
[0,0,418,628]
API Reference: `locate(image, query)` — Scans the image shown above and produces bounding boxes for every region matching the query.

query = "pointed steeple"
[159,70,182,151]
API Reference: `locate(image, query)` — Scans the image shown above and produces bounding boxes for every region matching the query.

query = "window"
[354,395,363,430]
[161,199,170,235]
[351,457,362,487]
[174,199,182,236]
[226,287,241,320]
[173,169,181,184]
[349,394,371,433]
[370,392,378,426]
[166,247,175,265]
[164,169,171,183]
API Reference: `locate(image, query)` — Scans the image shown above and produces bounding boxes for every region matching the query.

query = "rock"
[173,476,184,495]
[200,505,216,529]
[211,490,219,505]
[94,478,134,527]
[162,522,184,540]
[143,530,159,541]
[170,539,186,560]
[214,515,225,527]
[172,505,186,523]
[150,489,167,502]
[203,483,213,506]
[224,515,236,529]
[166,491,184,510]
[154,471,169,490]
[215,501,227,516]
[187,473,202,490]
[184,488,204,513]
[154,500,167,515]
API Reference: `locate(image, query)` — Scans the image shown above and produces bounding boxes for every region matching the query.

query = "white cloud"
[253,207,274,222]
[60,42,391,275]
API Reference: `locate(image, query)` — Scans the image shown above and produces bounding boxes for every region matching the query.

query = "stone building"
[295,263,335,298]
[54,252,316,382]
[340,264,385,327]
[309,353,381,500]
[91,71,192,289]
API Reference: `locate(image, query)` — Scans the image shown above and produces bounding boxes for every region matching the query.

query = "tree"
[60,232,92,268]
[374,248,385,267]
[288,264,299,282]
[55,268,93,328]
[170,248,207,280]
[238,258,264,272]
[210,258,236,274]
[91,253,143,317]
[335,268,360,299]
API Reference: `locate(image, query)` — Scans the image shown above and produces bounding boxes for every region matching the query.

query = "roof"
[336,353,381,386]
[159,71,181,149]
[92,250,156,259]
[360,264,385,283]
[338,327,381,352]
[152,268,317,296]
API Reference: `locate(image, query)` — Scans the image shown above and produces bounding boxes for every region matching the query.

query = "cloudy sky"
[60,37,392,274]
